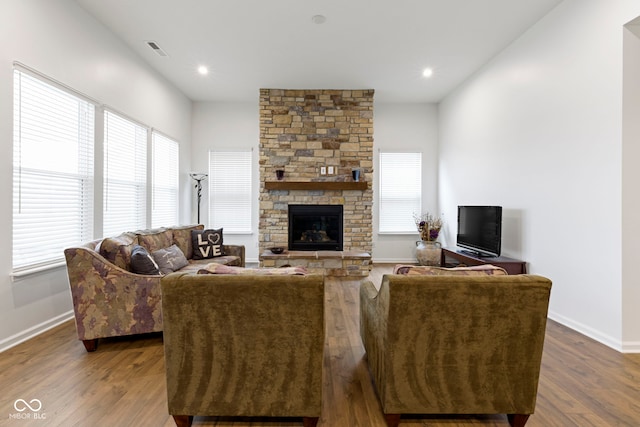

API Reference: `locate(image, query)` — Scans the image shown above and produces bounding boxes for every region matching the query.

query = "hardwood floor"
[1,264,639,426]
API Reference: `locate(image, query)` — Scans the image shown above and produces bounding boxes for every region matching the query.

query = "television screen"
[456,206,502,257]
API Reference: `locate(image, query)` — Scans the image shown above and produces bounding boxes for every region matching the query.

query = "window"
[209,150,252,233]
[12,68,95,271]
[12,65,181,274]
[103,110,147,237]
[151,132,179,228]
[378,152,422,233]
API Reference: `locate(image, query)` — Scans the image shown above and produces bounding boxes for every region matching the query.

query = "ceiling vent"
[146,40,168,57]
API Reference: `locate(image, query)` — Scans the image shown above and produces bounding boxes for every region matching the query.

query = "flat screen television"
[456,206,502,257]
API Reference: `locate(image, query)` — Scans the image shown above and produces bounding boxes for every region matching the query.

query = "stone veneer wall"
[259,89,374,256]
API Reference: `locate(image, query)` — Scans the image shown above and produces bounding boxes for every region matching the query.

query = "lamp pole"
[190,173,208,224]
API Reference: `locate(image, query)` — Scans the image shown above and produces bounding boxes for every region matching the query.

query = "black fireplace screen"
[288,205,343,251]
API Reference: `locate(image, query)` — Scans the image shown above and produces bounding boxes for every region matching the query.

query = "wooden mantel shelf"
[264,181,367,191]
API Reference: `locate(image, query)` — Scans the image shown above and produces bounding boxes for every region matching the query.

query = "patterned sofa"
[64,224,245,352]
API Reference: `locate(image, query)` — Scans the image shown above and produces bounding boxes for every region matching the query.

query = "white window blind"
[378,152,422,233]
[12,69,95,270]
[151,132,179,228]
[103,110,147,237]
[209,150,252,233]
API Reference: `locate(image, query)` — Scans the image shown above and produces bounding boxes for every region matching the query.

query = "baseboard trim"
[548,310,626,353]
[0,310,74,353]
[621,341,640,353]
[371,258,416,264]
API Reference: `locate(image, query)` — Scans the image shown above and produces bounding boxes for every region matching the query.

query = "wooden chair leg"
[82,339,98,352]
[302,416,319,427]
[384,413,401,427]
[172,415,193,427]
[507,414,530,427]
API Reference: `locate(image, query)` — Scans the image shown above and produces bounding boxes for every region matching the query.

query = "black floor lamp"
[190,173,208,224]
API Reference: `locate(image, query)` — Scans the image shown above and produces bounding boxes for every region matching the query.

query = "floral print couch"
[64,224,245,352]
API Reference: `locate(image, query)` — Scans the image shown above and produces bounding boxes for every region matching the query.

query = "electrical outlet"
[327,166,335,175]
[320,166,327,175]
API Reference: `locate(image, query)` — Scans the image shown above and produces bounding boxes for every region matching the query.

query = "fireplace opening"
[288,205,343,251]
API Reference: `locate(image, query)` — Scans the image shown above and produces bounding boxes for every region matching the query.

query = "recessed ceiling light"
[311,15,327,24]
[422,68,434,78]
[197,65,209,75]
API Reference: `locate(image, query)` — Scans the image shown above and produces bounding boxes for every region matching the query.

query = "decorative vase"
[415,240,442,266]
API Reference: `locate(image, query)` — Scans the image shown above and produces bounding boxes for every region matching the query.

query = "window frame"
[102,109,148,237]
[378,151,423,234]
[208,149,253,234]
[12,66,96,273]
[151,131,179,228]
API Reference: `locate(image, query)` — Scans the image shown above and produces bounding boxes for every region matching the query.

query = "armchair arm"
[222,244,245,267]
[64,247,163,343]
[360,279,379,300]
[359,280,378,346]
[359,277,390,404]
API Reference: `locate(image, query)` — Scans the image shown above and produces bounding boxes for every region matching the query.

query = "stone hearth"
[260,250,371,277]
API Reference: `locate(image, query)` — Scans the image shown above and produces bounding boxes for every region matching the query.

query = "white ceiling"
[74,0,563,103]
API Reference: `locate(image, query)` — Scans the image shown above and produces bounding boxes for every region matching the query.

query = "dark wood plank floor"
[1,264,639,426]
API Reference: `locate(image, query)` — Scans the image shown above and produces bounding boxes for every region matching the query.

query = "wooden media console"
[441,247,527,275]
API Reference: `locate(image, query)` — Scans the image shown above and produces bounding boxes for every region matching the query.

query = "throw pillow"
[171,224,204,259]
[151,244,189,275]
[191,228,225,260]
[136,228,173,253]
[197,264,308,275]
[96,232,138,270]
[393,264,508,276]
[130,245,162,275]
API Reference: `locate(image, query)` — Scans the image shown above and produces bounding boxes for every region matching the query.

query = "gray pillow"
[152,244,189,275]
[130,245,161,275]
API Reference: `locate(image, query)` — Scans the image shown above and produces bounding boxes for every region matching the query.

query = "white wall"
[622,21,640,350]
[0,0,192,351]
[191,102,260,262]
[438,0,640,351]
[373,103,439,262]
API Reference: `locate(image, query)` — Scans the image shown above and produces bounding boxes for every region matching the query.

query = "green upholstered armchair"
[360,274,552,427]
[161,272,325,427]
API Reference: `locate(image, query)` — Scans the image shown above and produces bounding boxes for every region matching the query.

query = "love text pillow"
[191,228,225,260]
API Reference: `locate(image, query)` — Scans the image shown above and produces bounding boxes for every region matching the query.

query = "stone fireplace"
[288,204,343,251]
[258,89,373,275]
